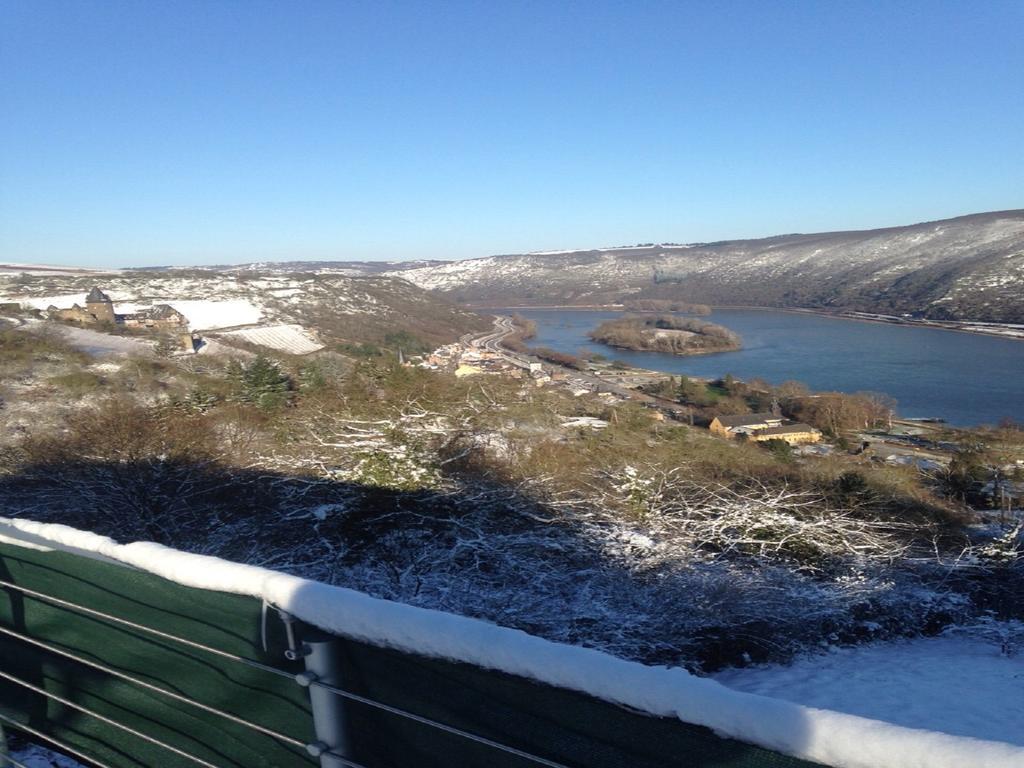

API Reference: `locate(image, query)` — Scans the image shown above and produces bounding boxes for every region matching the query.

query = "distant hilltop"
[380,209,1024,324]
[20,209,1024,324]
[208,209,1024,324]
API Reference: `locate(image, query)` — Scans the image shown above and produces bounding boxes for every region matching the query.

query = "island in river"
[589,314,741,356]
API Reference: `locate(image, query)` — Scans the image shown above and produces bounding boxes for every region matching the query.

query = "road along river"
[493,308,1024,427]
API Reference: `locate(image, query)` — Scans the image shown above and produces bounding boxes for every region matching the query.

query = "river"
[496,308,1024,426]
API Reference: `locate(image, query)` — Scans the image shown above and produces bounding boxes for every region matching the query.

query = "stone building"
[48,288,188,331]
[48,287,117,325]
[120,304,188,329]
[84,287,116,323]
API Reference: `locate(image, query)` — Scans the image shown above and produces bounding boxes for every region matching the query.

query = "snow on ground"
[0,263,117,277]
[216,324,324,354]
[13,293,130,310]
[8,744,85,767]
[114,299,263,330]
[2,517,1023,768]
[714,633,1024,747]
[52,326,153,357]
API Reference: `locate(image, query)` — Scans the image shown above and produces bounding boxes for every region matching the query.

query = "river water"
[496,308,1024,426]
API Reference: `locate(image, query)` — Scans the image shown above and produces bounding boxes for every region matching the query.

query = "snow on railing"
[2,516,1024,768]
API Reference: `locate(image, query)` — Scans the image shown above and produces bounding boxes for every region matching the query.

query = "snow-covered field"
[6,294,264,331]
[0,270,481,346]
[55,325,154,357]
[216,324,324,354]
[15,293,134,310]
[114,299,263,330]
[715,631,1024,747]
[7,744,84,767]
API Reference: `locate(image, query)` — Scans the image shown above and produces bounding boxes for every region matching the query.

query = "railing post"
[286,618,351,768]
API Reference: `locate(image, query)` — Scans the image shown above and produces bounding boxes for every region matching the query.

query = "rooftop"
[755,423,819,436]
[714,412,780,428]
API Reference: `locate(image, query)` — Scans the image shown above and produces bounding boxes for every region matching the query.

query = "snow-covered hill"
[0,270,487,348]
[372,210,1024,322]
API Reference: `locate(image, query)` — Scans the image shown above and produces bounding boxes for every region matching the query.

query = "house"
[709,412,782,438]
[120,304,188,329]
[48,287,117,325]
[746,423,822,445]
[709,412,821,444]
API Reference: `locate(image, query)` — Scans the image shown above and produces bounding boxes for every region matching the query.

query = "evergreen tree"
[154,334,180,358]
[233,355,293,409]
[298,361,328,392]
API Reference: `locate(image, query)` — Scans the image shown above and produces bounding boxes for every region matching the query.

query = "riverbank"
[474,304,1024,342]
[496,307,1024,425]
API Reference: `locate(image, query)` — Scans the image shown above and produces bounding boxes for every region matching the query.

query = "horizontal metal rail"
[0,624,306,749]
[0,578,570,767]
[0,579,293,680]
[0,710,115,768]
[307,677,570,768]
[0,669,223,768]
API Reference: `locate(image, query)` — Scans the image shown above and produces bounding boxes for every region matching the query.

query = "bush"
[46,371,103,395]
[762,439,794,462]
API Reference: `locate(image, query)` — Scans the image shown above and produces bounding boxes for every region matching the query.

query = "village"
[421,315,822,439]
[422,316,1024,513]
[19,292,1024,513]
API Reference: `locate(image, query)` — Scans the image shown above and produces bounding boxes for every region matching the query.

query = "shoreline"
[474,304,1024,342]
[589,339,742,358]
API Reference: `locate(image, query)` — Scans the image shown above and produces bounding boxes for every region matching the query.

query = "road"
[465,315,534,370]
[466,316,690,417]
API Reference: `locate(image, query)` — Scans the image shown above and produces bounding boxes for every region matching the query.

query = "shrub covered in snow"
[1,360,1019,672]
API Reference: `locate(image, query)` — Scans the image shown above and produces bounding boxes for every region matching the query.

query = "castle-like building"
[48,288,188,331]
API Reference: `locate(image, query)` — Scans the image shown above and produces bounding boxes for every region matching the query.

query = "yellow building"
[709,413,821,444]
[746,423,822,445]
[709,412,781,438]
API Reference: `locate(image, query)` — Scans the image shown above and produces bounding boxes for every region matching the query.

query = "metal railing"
[0,577,569,768]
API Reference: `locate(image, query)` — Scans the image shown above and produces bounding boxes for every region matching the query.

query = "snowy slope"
[114,299,263,330]
[0,270,486,347]
[217,324,325,354]
[2,516,1023,768]
[376,210,1024,322]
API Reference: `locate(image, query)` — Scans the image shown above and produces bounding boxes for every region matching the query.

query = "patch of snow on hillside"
[2,517,1023,768]
[56,326,154,357]
[115,300,263,330]
[217,324,324,354]
[714,630,1024,747]
[12,292,133,309]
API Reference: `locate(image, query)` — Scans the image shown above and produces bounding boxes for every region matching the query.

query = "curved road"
[468,316,690,418]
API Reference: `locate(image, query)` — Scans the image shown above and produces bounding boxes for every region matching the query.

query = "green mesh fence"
[0,542,822,768]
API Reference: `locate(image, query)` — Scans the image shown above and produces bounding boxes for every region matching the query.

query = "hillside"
[380,210,1024,321]
[0,269,488,349]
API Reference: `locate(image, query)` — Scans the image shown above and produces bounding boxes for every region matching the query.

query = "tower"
[85,287,116,324]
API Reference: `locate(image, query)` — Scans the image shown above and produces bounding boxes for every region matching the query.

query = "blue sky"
[1,1,1022,267]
